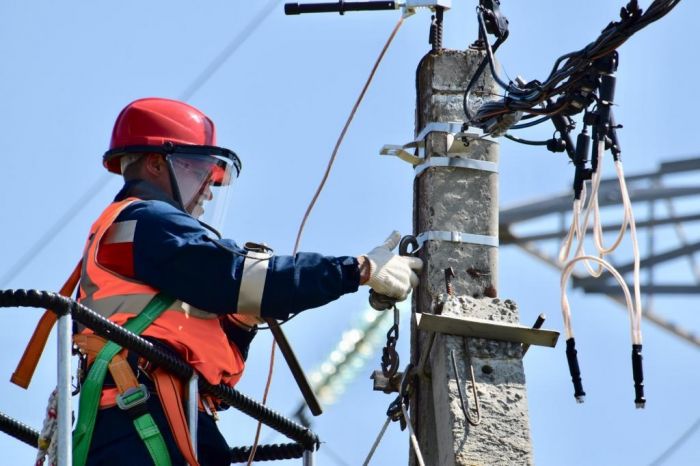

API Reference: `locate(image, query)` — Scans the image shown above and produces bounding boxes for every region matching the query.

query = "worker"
[75,97,422,466]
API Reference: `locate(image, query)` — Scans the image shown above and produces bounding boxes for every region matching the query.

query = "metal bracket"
[400,0,451,18]
[415,313,560,348]
[416,230,499,248]
[371,370,404,393]
[380,121,493,166]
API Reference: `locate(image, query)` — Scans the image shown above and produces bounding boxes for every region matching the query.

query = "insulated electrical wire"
[470,0,682,132]
[247,16,406,464]
[558,141,643,347]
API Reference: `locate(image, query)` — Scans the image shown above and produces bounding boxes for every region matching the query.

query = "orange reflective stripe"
[11,260,82,389]
[82,198,156,304]
[153,369,201,466]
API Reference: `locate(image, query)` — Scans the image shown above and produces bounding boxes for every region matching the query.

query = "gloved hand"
[363,231,423,301]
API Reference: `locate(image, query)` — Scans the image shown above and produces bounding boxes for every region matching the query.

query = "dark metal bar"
[521,314,546,355]
[285,1,396,15]
[500,211,700,244]
[605,241,700,276]
[572,282,700,295]
[501,186,700,224]
[266,320,323,416]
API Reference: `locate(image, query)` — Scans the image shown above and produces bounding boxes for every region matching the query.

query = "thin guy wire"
[179,0,283,102]
[362,417,391,466]
[648,416,700,465]
[0,3,279,288]
[0,172,113,287]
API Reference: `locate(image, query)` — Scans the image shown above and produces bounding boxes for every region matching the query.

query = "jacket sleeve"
[118,200,360,320]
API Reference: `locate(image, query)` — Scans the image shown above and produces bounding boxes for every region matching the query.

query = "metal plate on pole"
[415,312,559,348]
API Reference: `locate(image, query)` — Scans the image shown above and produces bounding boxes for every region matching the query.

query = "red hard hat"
[105,97,217,174]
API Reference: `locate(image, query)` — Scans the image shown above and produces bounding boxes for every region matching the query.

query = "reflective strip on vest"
[82,295,219,321]
[236,251,270,317]
[104,220,137,244]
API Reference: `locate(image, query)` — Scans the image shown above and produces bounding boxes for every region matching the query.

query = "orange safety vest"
[78,197,245,389]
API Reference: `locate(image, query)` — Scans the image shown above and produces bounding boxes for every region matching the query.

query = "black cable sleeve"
[565,337,586,402]
[230,442,306,463]
[0,411,39,449]
[0,289,320,451]
[285,1,396,15]
[632,344,646,408]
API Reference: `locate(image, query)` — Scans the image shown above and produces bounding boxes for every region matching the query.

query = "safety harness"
[13,265,203,466]
[72,293,176,466]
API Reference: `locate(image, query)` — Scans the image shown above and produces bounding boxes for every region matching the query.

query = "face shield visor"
[164,145,241,235]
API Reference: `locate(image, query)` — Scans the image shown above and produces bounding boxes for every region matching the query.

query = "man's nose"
[204,182,214,200]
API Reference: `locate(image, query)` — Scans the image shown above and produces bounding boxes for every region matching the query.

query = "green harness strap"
[73,294,176,466]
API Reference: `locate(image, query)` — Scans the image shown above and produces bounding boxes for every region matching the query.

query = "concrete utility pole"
[410,48,534,465]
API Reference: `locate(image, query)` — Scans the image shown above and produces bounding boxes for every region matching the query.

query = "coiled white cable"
[559,140,643,346]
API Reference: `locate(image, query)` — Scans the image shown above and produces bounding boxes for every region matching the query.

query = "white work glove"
[364,231,423,301]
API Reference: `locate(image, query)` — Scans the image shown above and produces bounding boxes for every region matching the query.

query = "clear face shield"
[165,146,241,236]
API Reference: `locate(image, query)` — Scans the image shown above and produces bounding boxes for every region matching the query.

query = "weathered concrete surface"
[430,296,532,466]
[410,49,533,466]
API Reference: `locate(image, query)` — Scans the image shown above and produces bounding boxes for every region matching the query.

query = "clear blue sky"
[0,1,698,465]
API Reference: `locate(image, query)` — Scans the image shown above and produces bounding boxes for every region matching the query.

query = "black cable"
[503,133,549,146]
[2,3,280,288]
[462,35,505,123]
[510,115,551,129]
[469,0,682,119]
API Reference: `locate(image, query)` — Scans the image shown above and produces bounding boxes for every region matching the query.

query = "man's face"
[170,156,218,218]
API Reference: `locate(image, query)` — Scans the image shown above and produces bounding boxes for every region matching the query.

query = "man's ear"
[144,153,166,176]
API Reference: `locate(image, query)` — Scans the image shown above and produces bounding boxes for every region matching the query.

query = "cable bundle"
[464,0,681,137]
[460,0,682,408]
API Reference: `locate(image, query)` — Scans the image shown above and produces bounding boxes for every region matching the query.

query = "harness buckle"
[116,384,150,416]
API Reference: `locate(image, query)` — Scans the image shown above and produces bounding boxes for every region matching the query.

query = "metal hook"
[450,344,481,426]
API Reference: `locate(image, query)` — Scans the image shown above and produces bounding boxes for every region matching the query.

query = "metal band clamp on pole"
[414,156,498,177]
[416,230,499,248]
[381,121,496,166]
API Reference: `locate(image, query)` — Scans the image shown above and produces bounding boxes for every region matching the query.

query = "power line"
[0,2,280,288]
[179,0,283,102]
[648,416,700,465]
[0,172,114,288]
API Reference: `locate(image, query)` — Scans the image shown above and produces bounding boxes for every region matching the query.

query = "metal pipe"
[303,449,315,466]
[187,373,199,463]
[56,312,73,465]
